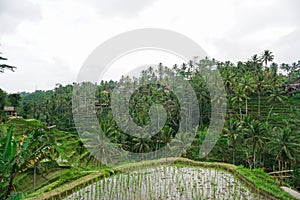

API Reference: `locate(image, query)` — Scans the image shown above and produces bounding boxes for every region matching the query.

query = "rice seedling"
[64,165,264,200]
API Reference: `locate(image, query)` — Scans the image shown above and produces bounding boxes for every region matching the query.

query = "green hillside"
[246,94,300,125]
[0,118,100,198]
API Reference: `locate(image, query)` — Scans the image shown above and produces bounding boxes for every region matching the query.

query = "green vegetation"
[0,125,52,199]
[25,158,297,200]
[236,166,296,200]
[4,118,43,136]
[0,50,300,199]
[0,118,104,199]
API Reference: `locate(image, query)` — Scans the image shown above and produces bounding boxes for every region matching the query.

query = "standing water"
[64,166,264,200]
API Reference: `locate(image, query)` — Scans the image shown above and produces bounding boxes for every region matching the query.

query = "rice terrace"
[1,50,300,199]
[1,1,300,199]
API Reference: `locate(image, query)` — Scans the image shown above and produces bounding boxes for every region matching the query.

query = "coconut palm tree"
[244,120,267,168]
[270,62,278,75]
[159,126,174,150]
[266,86,287,122]
[81,130,123,166]
[223,119,242,165]
[221,67,236,94]
[190,74,210,125]
[251,54,261,64]
[239,74,255,115]
[268,126,300,172]
[231,87,246,119]
[280,63,292,83]
[132,134,152,154]
[171,131,195,157]
[249,54,263,72]
[260,50,274,67]
[255,73,266,117]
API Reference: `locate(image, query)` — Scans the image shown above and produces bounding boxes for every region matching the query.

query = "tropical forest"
[1,50,300,200]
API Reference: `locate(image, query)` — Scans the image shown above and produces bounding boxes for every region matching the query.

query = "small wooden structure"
[268,170,293,185]
[4,106,17,117]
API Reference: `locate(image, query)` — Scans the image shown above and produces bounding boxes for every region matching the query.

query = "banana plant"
[0,125,50,199]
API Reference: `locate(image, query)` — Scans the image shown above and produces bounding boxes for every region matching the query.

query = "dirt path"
[281,186,300,200]
[25,119,36,121]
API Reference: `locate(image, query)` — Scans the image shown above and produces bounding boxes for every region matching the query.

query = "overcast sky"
[0,0,299,93]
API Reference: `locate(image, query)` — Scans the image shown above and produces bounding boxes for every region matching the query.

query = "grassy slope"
[25,158,297,200]
[245,94,300,125]
[4,118,43,136]
[235,167,296,200]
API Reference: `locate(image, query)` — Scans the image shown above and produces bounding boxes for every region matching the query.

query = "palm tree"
[132,134,151,154]
[255,73,266,117]
[266,86,287,122]
[268,126,300,172]
[244,120,267,168]
[231,87,246,119]
[81,130,123,166]
[223,119,242,165]
[190,75,209,125]
[159,126,174,151]
[260,50,274,67]
[280,63,292,83]
[239,74,255,115]
[270,62,278,74]
[171,131,195,158]
[221,67,236,94]
[251,54,261,64]
[291,62,298,73]
[250,54,263,72]
[290,62,300,82]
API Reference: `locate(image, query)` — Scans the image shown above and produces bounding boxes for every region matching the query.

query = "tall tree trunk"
[155,140,159,157]
[245,151,252,169]
[245,98,248,115]
[278,160,282,185]
[253,150,256,169]
[285,162,287,171]
[5,172,16,199]
[259,152,263,168]
[253,144,257,169]
[233,143,235,165]
[238,101,242,119]
[261,154,265,167]
[267,105,274,122]
[34,164,37,190]
[258,92,261,117]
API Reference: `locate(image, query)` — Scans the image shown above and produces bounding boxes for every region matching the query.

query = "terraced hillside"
[1,118,87,195]
[26,158,297,200]
[232,94,300,125]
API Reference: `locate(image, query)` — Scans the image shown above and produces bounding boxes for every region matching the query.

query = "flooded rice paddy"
[65,166,264,200]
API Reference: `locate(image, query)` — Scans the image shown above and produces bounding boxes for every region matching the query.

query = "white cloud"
[0,0,41,34]
[80,0,158,17]
[0,0,299,92]
[271,29,300,63]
